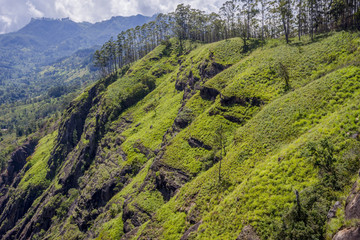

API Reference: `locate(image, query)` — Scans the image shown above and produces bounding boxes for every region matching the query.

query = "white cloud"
[0,15,12,34]
[0,0,226,34]
[26,0,44,18]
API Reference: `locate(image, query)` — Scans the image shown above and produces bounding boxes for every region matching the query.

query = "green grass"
[18,131,57,191]
[5,32,360,240]
[130,33,360,239]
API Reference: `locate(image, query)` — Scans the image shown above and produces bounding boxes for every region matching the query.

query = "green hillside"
[1,31,360,240]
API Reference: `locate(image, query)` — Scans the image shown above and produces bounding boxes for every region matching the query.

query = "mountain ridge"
[1,32,360,239]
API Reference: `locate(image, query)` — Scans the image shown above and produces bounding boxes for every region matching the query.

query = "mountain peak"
[29,17,72,23]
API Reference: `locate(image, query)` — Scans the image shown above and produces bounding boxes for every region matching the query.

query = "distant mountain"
[0,14,156,104]
[1,32,360,240]
[4,15,155,51]
[0,14,155,66]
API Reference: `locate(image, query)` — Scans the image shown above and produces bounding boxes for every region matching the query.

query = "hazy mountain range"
[0,14,155,103]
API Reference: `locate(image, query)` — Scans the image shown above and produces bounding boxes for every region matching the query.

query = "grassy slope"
[12,31,360,240]
[132,32,360,239]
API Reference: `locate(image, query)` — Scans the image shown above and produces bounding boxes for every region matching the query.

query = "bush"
[48,85,68,98]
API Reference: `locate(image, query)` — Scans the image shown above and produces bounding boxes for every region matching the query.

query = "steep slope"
[1,32,360,240]
[0,14,155,104]
[0,14,155,171]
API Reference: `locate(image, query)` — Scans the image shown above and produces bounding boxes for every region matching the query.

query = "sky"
[0,0,225,34]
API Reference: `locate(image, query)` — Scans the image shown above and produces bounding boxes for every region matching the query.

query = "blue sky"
[0,0,225,34]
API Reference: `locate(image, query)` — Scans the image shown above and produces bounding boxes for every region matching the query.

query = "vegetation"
[1,30,360,240]
[94,0,360,76]
[0,15,154,170]
[1,2,360,240]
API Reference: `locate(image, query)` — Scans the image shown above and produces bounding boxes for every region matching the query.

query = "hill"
[0,14,156,168]
[0,14,155,104]
[1,32,360,240]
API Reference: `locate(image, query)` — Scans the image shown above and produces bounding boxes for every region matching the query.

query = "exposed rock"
[122,201,151,233]
[16,192,59,240]
[75,178,120,232]
[153,162,189,201]
[174,117,191,129]
[120,226,140,240]
[175,76,187,91]
[0,139,38,237]
[200,86,220,100]
[220,95,263,107]
[350,132,359,140]
[328,201,342,219]
[345,182,360,220]
[133,141,153,159]
[223,114,243,124]
[0,139,37,188]
[180,221,203,240]
[187,137,212,150]
[332,180,360,239]
[46,84,98,180]
[175,69,197,92]
[197,60,228,101]
[174,108,194,129]
[236,225,260,240]
[0,73,147,239]
[0,184,44,239]
[198,60,229,80]
[333,227,360,240]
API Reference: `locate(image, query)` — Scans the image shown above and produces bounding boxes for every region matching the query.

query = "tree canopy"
[94,0,360,75]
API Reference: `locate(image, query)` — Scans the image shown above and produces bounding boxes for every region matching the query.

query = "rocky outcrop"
[46,80,100,180]
[333,227,360,240]
[332,181,360,240]
[75,178,120,232]
[180,221,202,240]
[0,139,37,188]
[0,72,154,239]
[223,114,243,124]
[345,182,360,220]
[154,162,190,201]
[200,86,220,100]
[198,59,229,81]
[0,184,44,239]
[133,141,154,159]
[236,225,260,240]
[122,201,152,233]
[174,108,194,129]
[328,201,342,219]
[220,96,263,107]
[187,137,212,150]
[0,139,38,237]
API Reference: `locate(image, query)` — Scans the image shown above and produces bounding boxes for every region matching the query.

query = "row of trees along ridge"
[94,1,360,75]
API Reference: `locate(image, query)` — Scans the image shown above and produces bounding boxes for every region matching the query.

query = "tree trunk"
[298,0,302,41]
[282,18,289,43]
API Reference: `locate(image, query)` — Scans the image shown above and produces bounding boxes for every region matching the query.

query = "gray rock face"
[0,139,38,238]
[333,227,360,240]
[236,225,260,240]
[200,86,220,100]
[327,201,341,219]
[332,181,360,239]
[0,139,38,187]
[180,221,203,240]
[345,182,360,220]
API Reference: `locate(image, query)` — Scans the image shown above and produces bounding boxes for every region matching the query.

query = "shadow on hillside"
[243,39,266,54]
[288,32,333,47]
